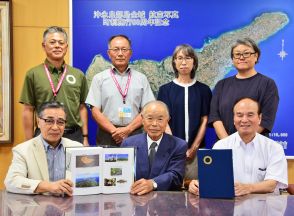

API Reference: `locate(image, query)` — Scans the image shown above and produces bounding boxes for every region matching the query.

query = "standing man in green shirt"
[19,26,89,145]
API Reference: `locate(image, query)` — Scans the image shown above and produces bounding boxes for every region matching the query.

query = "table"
[1,190,293,215]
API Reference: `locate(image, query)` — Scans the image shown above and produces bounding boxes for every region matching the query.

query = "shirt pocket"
[256,168,267,182]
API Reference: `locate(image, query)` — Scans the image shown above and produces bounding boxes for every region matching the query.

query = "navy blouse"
[208,73,279,136]
[158,80,212,148]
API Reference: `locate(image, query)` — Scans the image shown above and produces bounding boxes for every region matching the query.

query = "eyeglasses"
[175,56,193,62]
[233,52,256,59]
[40,117,66,127]
[108,48,131,53]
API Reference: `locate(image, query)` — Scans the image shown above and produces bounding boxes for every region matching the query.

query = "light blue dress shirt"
[41,137,65,182]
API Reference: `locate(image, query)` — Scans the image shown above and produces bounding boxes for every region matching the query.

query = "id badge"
[118,106,132,118]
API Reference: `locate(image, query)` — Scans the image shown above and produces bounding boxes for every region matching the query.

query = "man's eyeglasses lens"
[109,48,131,53]
[40,118,66,126]
[233,52,255,59]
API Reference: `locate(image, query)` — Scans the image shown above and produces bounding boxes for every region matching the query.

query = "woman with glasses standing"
[158,44,212,181]
[209,38,279,139]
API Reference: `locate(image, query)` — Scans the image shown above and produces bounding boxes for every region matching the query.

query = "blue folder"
[198,149,235,199]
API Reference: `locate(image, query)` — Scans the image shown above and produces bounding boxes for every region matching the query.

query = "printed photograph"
[110,167,122,176]
[76,174,99,188]
[104,178,116,186]
[76,154,99,168]
[116,179,127,184]
[116,154,128,162]
[105,154,117,162]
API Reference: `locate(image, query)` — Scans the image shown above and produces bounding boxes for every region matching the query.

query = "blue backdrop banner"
[71,0,294,157]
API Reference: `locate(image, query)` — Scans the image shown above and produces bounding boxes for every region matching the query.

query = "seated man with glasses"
[5,101,82,196]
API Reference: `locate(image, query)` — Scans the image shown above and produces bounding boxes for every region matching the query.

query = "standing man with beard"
[19,26,89,145]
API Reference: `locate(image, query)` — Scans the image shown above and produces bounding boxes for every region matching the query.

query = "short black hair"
[108,34,132,48]
[37,101,66,118]
[233,97,261,115]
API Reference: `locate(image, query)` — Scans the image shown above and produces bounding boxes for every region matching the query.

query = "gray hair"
[43,26,68,43]
[141,100,170,118]
[108,34,132,49]
[37,101,66,118]
[230,38,261,63]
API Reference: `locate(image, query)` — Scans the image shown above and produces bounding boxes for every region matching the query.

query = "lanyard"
[44,64,67,97]
[110,69,131,104]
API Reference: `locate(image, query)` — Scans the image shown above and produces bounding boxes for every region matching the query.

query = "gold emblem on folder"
[203,156,212,165]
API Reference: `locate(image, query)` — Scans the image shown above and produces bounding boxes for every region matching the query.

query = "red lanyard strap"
[110,69,131,104]
[44,64,67,97]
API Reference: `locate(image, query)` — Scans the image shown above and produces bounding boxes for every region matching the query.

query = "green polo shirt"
[19,59,88,127]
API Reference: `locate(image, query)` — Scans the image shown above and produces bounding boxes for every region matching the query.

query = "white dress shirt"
[213,132,288,191]
[147,134,163,154]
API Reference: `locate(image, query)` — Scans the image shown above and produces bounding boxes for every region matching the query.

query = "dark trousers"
[96,126,143,146]
[34,126,83,144]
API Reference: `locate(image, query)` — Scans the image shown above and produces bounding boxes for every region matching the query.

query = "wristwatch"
[152,180,158,190]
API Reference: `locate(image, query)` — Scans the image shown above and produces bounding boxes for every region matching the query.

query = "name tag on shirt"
[118,106,132,118]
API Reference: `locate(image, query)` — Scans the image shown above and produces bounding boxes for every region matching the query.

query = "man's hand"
[36,179,73,196]
[130,179,154,195]
[112,127,131,144]
[234,182,252,196]
[188,180,199,195]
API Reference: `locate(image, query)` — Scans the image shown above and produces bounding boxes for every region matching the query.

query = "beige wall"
[0,0,293,189]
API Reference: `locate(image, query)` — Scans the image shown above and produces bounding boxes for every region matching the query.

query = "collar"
[235,132,257,149]
[111,65,131,75]
[173,78,197,87]
[44,59,66,74]
[41,136,64,152]
[147,133,163,149]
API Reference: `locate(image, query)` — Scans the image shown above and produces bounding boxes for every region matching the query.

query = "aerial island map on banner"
[71,0,294,157]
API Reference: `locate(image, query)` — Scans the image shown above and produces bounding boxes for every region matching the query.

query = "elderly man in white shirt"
[189,97,287,196]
